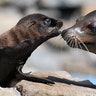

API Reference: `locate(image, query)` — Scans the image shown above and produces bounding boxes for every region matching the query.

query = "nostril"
[50,19,57,27]
[56,21,63,29]
[50,19,63,28]
[61,30,67,37]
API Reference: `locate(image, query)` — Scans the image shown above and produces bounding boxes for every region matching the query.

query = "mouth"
[48,20,63,35]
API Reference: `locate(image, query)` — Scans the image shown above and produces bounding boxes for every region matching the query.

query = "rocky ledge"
[0,71,96,96]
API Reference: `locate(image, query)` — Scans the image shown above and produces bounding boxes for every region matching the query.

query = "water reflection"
[72,73,96,85]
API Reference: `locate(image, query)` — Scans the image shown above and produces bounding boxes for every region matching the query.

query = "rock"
[16,71,96,96]
[0,87,21,96]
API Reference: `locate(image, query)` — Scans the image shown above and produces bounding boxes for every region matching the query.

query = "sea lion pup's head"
[0,14,63,48]
[61,10,96,54]
[16,13,63,39]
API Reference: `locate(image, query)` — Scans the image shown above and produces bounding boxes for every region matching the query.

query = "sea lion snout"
[45,18,63,29]
[56,20,63,29]
[61,29,67,37]
[61,28,77,39]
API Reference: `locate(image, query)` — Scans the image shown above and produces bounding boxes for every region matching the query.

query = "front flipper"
[16,65,55,84]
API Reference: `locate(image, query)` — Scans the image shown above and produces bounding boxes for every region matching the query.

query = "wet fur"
[0,14,62,87]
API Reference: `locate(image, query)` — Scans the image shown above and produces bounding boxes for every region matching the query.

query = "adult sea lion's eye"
[43,18,51,26]
[87,22,96,33]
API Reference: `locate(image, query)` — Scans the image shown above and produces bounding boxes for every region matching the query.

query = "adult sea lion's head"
[61,10,96,53]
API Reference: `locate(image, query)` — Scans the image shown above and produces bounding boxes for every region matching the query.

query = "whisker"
[72,33,80,49]
[76,37,89,52]
[71,38,75,48]
[73,31,89,52]
[78,41,83,50]
[70,37,77,48]
[72,38,75,48]
[66,37,72,44]
[74,37,77,48]
[74,38,83,50]
[74,37,79,48]
[68,38,73,47]
[64,36,75,48]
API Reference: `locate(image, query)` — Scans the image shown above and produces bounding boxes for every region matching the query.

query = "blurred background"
[0,0,96,84]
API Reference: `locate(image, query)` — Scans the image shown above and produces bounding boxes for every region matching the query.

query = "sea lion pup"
[0,14,63,87]
[61,10,96,54]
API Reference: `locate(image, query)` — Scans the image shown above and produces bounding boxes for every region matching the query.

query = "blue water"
[71,73,96,85]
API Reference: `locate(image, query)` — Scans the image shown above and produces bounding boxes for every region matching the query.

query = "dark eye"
[43,18,51,26]
[87,22,96,33]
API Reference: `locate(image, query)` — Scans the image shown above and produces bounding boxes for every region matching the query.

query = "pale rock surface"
[0,87,21,96]
[16,71,96,96]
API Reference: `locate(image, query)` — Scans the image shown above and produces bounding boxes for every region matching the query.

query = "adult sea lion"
[0,13,63,87]
[61,10,96,54]
[61,10,96,89]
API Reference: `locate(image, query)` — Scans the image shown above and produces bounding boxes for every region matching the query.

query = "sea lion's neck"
[9,29,59,61]
[0,26,40,48]
[9,27,39,43]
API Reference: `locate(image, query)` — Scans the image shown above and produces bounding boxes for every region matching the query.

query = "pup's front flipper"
[16,65,55,84]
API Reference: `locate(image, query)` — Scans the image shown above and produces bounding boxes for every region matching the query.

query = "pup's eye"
[43,18,51,26]
[87,22,96,33]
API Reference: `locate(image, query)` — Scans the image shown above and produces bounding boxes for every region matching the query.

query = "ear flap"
[28,21,36,28]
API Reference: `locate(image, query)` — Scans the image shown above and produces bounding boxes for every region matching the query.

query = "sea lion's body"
[0,14,62,87]
[60,10,96,88]
[61,10,96,54]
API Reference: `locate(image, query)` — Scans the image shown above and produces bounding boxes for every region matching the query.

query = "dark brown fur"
[0,14,63,87]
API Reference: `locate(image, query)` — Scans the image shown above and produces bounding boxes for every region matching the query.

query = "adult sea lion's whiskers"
[74,37,79,48]
[73,37,78,48]
[67,38,72,47]
[72,31,89,52]
[73,32,80,49]
[70,38,75,48]
[78,40,83,50]
[68,38,73,47]
[76,37,89,52]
